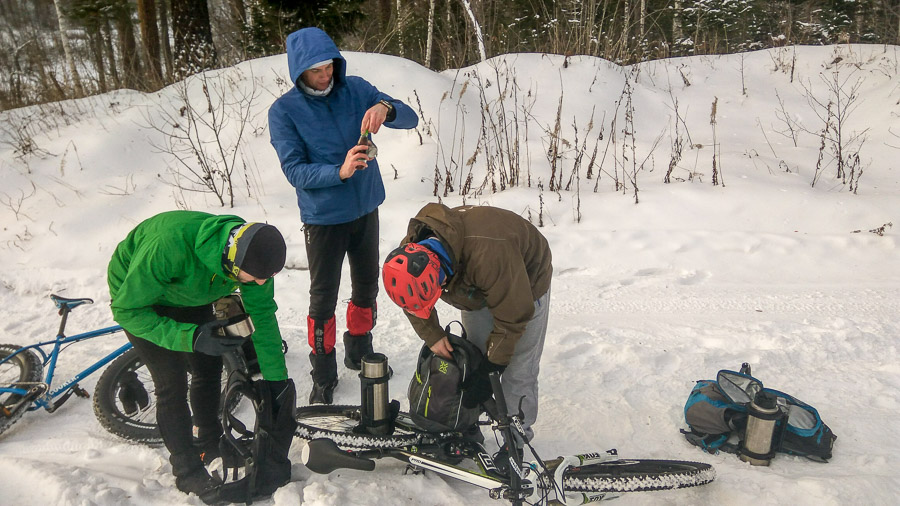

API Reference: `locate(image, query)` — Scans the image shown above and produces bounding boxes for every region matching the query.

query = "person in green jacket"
[107,210,290,502]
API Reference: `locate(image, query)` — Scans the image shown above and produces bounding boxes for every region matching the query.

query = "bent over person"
[107,210,291,503]
[268,27,418,404]
[382,203,552,451]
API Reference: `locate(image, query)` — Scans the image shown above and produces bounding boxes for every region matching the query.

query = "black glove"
[193,319,246,356]
[462,360,506,409]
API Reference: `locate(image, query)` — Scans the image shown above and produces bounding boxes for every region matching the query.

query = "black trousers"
[304,209,380,320]
[124,305,222,459]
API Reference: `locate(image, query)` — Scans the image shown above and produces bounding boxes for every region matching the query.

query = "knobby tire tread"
[0,344,43,436]
[92,348,161,444]
[92,348,248,445]
[295,404,422,449]
[562,459,715,493]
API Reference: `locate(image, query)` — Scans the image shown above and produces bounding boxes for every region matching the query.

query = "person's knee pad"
[308,316,336,354]
[346,302,376,336]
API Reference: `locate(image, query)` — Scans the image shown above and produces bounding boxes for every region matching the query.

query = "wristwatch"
[378,99,393,113]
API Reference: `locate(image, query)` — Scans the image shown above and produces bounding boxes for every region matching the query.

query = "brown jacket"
[399,203,552,365]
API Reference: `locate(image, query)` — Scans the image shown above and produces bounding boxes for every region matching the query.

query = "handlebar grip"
[488,372,507,416]
[301,438,376,474]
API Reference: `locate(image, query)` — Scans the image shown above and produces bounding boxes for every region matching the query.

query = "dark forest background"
[2,0,898,110]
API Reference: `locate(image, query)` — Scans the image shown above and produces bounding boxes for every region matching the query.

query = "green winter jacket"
[399,203,552,365]
[107,211,288,380]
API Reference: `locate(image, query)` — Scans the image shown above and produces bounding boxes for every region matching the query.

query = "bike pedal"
[73,385,90,399]
[404,464,423,476]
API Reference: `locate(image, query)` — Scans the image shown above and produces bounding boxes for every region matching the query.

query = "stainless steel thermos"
[361,353,390,435]
[740,390,780,466]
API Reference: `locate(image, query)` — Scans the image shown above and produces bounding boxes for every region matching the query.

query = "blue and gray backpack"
[682,364,837,462]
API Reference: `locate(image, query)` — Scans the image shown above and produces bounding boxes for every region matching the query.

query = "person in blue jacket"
[268,27,418,404]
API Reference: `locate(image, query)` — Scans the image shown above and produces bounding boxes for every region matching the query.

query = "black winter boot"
[343,331,374,370]
[171,451,222,503]
[308,351,338,404]
[194,430,223,466]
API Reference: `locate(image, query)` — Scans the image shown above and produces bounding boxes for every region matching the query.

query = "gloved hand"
[193,319,246,356]
[462,360,506,409]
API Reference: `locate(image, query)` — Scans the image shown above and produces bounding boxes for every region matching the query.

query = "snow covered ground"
[0,44,898,505]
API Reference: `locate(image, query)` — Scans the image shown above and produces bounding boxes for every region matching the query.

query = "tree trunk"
[52,0,84,97]
[114,1,144,89]
[229,0,246,25]
[623,0,631,46]
[459,0,486,61]
[227,0,248,59]
[639,0,646,43]
[170,0,217,79]
[378,0,391,30]
[425,0,435,69]
[396,0,405,57]
[91,29,108,92]
[102,20,121,88]
[137,0,163,87]
[158,0,174,81]
[673,0,683,42]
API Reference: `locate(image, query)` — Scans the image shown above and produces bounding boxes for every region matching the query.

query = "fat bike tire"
[92,347,249,445]
[561,459,715,493]
[0,344,43,437]
[295,404,423,449]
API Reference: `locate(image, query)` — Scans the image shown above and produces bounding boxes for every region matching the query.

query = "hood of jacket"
[195,213,244,277]
[403,202,464,269]
[286,27,346,90]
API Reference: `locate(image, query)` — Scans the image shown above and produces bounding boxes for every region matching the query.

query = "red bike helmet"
[382,243,442,319]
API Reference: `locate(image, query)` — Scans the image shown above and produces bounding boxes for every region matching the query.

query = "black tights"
[124,305,222,460]
[304,209,380,320]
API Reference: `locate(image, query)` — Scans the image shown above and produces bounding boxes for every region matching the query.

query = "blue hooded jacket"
[268,28,418,225]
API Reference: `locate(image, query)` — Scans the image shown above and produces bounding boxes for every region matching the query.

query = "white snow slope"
[0,44,898,505]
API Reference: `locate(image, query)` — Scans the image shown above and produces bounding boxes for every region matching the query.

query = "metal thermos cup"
[740,390,780,466]
[361,353,389,434]
[223,313,254,339]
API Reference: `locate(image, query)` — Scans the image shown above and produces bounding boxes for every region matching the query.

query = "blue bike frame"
[0,325,130,412]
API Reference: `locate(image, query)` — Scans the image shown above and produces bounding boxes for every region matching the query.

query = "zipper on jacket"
[326,97,366,219]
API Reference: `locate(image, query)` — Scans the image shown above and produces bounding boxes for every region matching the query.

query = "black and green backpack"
[408,322,484,433]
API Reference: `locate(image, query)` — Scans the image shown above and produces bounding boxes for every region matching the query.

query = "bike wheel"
[0,344,44,436]
[561,459,715,493]
[295,404,424,449]
[92,347,249,445]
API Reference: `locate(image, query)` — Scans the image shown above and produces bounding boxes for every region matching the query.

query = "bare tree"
[52,0,84,96]
[425,0,436,69]
[803,57,869,189]
[137,0,163,87]
[171,0,217,79]
[113,0,144,89]
[459,0,486,62]
[158,0,174,81]
[146,70,260,208]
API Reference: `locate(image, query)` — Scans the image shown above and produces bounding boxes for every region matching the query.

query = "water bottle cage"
[356,400,400,434]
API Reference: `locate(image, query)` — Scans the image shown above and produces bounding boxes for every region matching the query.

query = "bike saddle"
[50,294,94,312]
